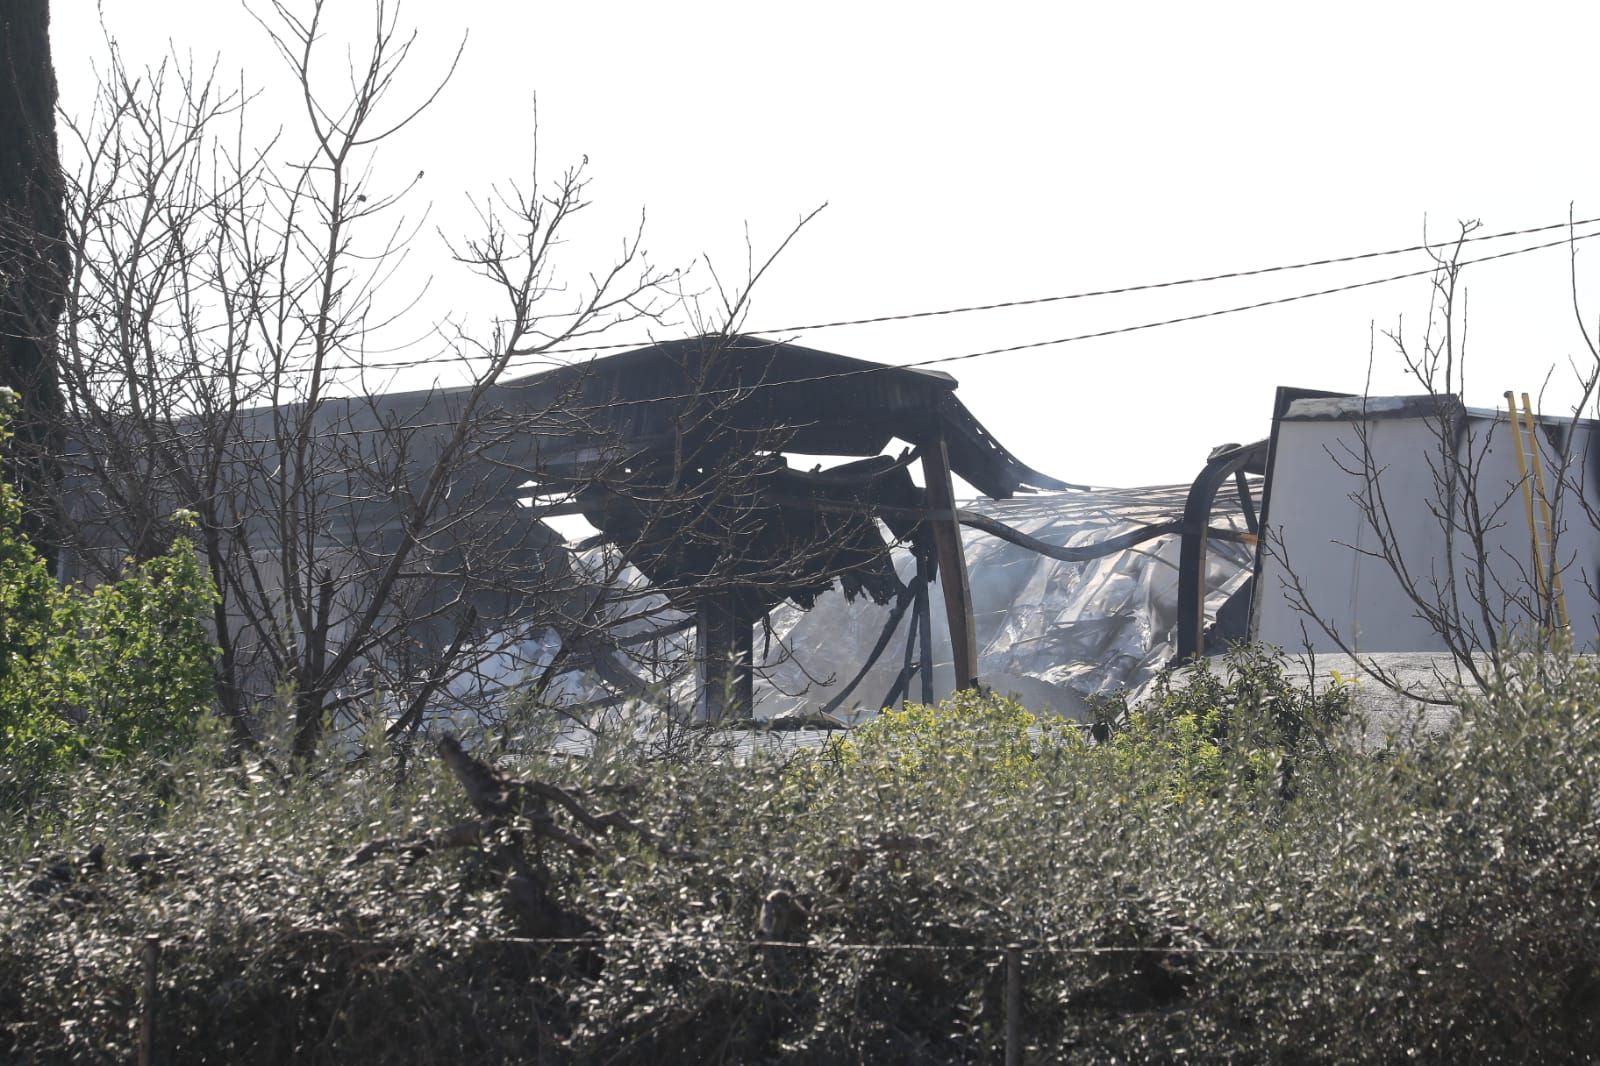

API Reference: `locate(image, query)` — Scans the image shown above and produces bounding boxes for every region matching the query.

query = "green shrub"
[800,688,1085,797]
[4,647,1599,1063]
[0,729,536,1064]
[1097,643,1354,804]
[0,407,216,809]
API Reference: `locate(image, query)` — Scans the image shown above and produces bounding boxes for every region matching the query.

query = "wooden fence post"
[139,936,159,1066]
[1005,943,1023,1066]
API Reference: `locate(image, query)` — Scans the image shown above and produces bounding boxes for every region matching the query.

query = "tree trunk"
[0,0,66,561]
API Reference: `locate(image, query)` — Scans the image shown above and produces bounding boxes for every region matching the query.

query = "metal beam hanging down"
[821,581,918,716]
[1176,442,1265,661]
[922,436,980,691]
[916,552,935,704]
[880,597,920,711]
[696,591,754,721]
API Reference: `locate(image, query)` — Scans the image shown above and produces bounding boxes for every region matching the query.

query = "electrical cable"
[57,225,1600,453]
[73,213,1600,382]
[373,212,1600,370]
[501,227,1600,406]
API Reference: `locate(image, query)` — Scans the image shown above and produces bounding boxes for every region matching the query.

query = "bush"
[0,728,539,1063]
[0,422,216,806]
[796,688,1084,798]
[1096,643,1354,803]
[3,648,1599,1063]
[0,407,216,810]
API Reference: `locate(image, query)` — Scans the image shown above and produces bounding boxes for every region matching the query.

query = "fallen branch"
[348,819,491,866]
[353,734,673,934]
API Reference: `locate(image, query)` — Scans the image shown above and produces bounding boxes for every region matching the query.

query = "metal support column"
[1176,442,1266,661]
[696,591,753,721]
[922,437,979,691]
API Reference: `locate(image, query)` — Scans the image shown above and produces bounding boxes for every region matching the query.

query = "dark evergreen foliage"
[0,0,67,556]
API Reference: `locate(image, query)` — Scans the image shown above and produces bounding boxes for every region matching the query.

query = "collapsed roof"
[67,328,1312,728]
[134,334,1067,623]
[498,335,1067,498]
[502,334,1071,618]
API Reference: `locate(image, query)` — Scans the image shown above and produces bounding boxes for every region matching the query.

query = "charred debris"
[61,332,1264,728]
[497,334,1261,721]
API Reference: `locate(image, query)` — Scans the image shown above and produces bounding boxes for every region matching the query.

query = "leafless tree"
[43,1,681,758]
[30,0,916,768]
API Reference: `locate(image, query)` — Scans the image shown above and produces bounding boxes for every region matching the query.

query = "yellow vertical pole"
[1519,392,1570,630]
[1505,391,1551,623]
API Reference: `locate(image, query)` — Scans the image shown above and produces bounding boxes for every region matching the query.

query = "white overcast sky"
[47,1,1600,490]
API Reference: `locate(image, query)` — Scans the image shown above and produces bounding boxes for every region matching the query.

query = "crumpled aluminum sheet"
[440,484,1255,730]
[753,484,1255,722]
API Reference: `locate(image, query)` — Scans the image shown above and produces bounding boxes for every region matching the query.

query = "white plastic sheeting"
[430,484,1256,729]
[754,485,1256,722]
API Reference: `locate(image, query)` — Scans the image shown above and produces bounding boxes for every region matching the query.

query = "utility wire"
[78,213,1600,382]
[899,228,1600,374]
[740,214,1600,337]
[411,212,1600,370]
[59,226,1600,453]
[124,927,1395,959]
[406,932,1393,960]
[501,227,1600,406]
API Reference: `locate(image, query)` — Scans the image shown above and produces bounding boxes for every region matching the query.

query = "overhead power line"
[740,215,1600,337]
[509,226,1600,409]
[900,228,1600,373]
[68,214,1600,384]
[64,224,1600,453]
[167,212,1600,378]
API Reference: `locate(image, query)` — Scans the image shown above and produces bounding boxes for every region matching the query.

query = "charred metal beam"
[1176,441,1268,661]
[821,576,922,716]
[696,591,753,721]
[923,436,979,692]
[959,510,1178,561]
[958,509,1254,561]
[1234,470,1259,534]
[916,553,934,704]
